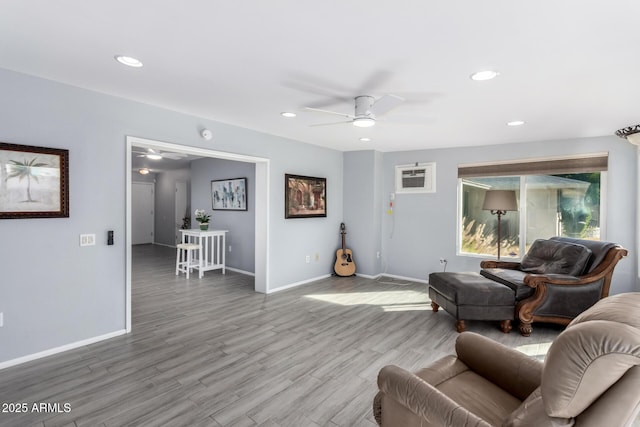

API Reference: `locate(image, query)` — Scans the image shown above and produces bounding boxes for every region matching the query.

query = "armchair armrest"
[377,364,492,427]
[455,332,542,400]
[524,273,581,288]
[480,260,521,269]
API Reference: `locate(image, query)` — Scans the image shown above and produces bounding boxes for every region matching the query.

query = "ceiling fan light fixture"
[139,168,150,175]
[470,70,499,81]
[615,124,640,145]
[115,55,143,68]
[353,117,376,128]
[146,153,162,160]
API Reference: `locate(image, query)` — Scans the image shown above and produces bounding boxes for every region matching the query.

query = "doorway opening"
[125,136,270,332]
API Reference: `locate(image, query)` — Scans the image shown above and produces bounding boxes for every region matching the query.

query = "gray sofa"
[374,292,640,426]
[429,237,627,336]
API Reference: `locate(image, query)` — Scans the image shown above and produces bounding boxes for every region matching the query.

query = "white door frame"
[126,136,270,332]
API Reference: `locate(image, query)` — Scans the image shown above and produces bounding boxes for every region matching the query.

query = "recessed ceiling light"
[146,154,162,160]
[281,112,297,118]
[507,120,525,126]
[470,70,499,81]
[115,55,143,68]
[139,168,150,175]
[359,137,372,142]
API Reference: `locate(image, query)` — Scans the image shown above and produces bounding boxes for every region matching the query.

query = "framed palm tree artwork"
[0,142,69,219]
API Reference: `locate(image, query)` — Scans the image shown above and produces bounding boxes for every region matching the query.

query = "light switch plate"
[80,234,96,246]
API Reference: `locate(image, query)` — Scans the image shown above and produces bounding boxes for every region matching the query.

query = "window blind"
[458,154,608,178]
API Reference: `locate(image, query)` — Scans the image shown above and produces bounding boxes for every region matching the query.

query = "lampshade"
[482,190,518,211]
[615,124,640,145]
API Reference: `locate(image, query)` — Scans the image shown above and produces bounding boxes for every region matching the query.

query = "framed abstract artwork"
[285,173,326,218]
[211,177,247,211]
[0,142,69,219]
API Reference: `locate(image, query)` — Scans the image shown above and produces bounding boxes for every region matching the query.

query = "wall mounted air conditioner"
[395,162,436,194]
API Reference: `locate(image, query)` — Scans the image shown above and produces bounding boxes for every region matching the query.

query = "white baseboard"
[226,266,255,277]
[0,329,128,371]
[358,272,429,285]
[153,242,176,249]
[384,273,429,284]
[356,273,381,279]
[267,274,332,294]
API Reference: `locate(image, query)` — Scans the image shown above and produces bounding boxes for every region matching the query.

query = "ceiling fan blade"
[381,114,434,124]
[356,69,393,93]
[309,120,352,127]
[304,107,354,119]
[371,94,405,116]
[161,152,187,160]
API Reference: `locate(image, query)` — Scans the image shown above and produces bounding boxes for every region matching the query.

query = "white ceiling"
[2,1,639,152]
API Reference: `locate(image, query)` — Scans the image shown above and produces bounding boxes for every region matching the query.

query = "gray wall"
[376,136,637,294]
[191,158,255,273]
[0,66,636,366]
[343,151,383,276]
[0,68,343,364]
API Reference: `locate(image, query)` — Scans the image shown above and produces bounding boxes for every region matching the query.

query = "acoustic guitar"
[334,222,356,276]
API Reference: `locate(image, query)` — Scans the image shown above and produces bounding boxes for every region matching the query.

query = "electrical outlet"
[0,312,4,327]
[228,245,232,252]
[439,258,447,264]
[376,251,381,259]
[80,234,96,246]
[305,255,311,264]
[315,253,319,262]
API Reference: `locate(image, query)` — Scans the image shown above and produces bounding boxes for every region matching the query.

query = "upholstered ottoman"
[429,272,515,333]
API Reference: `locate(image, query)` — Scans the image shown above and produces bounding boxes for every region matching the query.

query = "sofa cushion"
[504,387,575,427]
[413,356,522,426]
[569,292,640,330]
[520,239,592,276]
[542,320,640,418]
[550,237,616,273]
[480,268,534,300]
[429,272,514,306]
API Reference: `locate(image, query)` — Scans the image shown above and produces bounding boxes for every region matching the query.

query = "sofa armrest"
[455,332,543,400]
[523,273,584,288]
[377,364,492,427]
[480,260,521,269]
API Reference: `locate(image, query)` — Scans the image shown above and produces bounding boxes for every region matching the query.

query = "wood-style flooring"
[0,244,601,426]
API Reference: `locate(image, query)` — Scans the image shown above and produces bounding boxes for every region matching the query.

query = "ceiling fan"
[305,94,405,128]
[133,148,188,160]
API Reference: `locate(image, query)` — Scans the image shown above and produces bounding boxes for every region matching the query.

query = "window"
[458,154,607,259]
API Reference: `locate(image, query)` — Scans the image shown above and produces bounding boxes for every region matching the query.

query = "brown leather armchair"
[480,237,627,336]
[373,292,640,426]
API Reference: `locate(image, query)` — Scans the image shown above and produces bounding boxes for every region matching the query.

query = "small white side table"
[179,229,228,278]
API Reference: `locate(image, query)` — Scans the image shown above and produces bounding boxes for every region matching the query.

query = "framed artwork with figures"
[211,177,247,211]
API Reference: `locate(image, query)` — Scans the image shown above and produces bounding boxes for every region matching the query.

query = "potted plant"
[194,209,211,230]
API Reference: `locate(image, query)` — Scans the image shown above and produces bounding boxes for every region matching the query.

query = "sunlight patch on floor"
[305,290,429,312]
[515,341,553,359]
